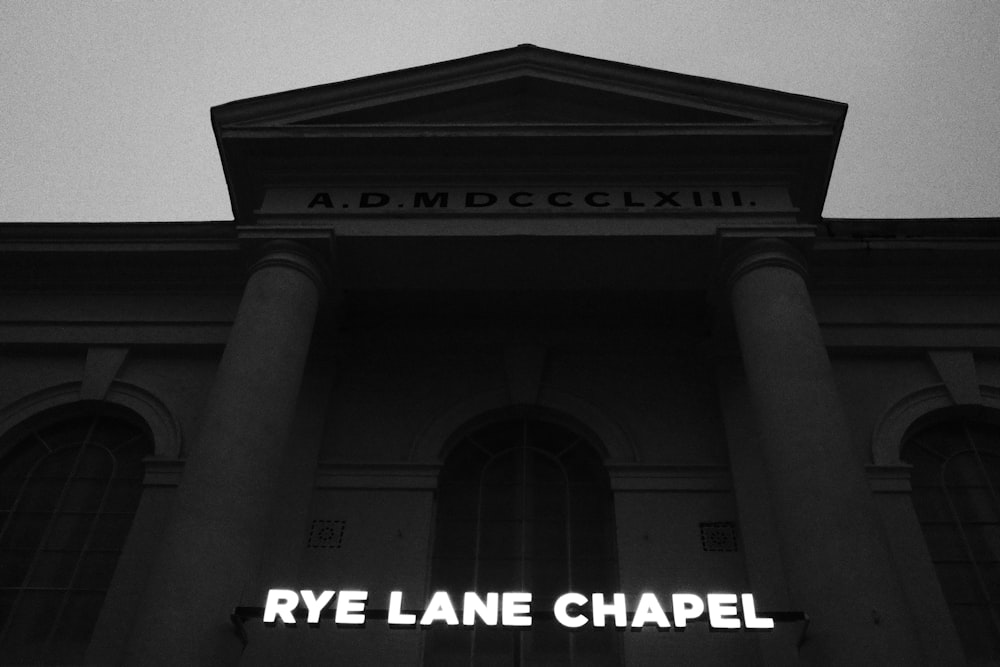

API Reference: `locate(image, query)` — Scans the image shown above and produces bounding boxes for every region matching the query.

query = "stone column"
[724,239,922,666]
[124,241,328,666]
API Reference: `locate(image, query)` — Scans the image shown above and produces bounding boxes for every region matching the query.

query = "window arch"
[424,413,620,666]
[0,407,150,664]
[902,417,1000,664]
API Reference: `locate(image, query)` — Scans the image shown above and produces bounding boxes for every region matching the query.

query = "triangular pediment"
[213,45,846,130]
[212,46,847,222]
[291,75,754,125]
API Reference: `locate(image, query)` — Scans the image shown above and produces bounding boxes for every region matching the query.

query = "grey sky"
[2,1,997,221]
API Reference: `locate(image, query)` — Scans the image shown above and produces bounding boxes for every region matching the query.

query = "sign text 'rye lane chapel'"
[262,589,775,631]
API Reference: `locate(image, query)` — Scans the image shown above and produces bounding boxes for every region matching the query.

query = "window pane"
[438,484,479,520]
[479,520,521,559]
[0,591,15,634]
[480,487,521,521]
[0,412,149,662]
[434,519,478,558]
[471,627,515,667]
[62,479,107,513]
[427,416,619,665]
[431,557,475,591]
[53,590,105,643]
[76,550,121,590]
[476,558,522,591]
[910,486,950,521]
[0,548,32,587]
[35,450,78,478]
[0,512,50,549]
[2,590,62,648]
[27,550,79,588]
[526,519,565,559]
[44,513,94,551]
[904,419,1000,662]
[524,622,571,667]
[422,629,471,667]
[572,629,620,666]
[17,479,63,513]
[921,523,969,561]
[0,479,25,511]
[74,447,113,479]
[527,479,566,520]
[529,557,568,601]
[948,487,1000,524]
[966,524,1000,563]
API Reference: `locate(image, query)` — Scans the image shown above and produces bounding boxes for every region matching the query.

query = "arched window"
[424,414,620,666]
[0,409,150,664]
[902,418,1000,664]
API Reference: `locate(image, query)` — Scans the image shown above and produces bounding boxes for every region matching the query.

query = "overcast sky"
[2,1,997,222]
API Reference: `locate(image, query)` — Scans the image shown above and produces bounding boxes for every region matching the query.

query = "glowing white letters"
[553,593,588,628]
[263,589,297,624]
[741,593,775,629]
[388,591,416,625]
[463,592,498,626]
[707,593,740,629]
[300,590,334,624]
[631,592,671,628]
[335,590,367,625]
[502,592,532,627]
[261,589,774,630]
[420,591,459,626]
[263,589,368,625]
[672,593,705,628]
[591,593,628,628]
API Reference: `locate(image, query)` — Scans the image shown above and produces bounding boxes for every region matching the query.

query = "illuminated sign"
[261,589,775,631]
[259,186,794,215]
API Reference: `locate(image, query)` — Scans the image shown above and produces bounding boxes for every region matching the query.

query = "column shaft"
[124,243,324,666]
[727,240,921,666]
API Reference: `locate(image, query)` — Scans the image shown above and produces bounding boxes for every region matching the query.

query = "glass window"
[424,416,620,666]
[0,411,149,664]
[903,419,1000,664]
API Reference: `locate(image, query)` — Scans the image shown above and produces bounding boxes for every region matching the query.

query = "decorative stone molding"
[871,383,1000,465]
[865,465,914,494]
[315,462,441,490]
[407,387,637,463]
[0,380,182,459]
[722,238,810,294]
[246,239,333,297]
[606,464,732,492]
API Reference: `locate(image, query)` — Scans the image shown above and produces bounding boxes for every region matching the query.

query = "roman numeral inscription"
[260,187,794,214]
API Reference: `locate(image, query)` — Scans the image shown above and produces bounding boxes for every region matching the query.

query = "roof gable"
[289,75,755,125]
[212,46,847,222]
[212,45,846,130]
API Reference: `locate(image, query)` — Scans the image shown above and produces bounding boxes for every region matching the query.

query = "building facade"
[1,46,998,666]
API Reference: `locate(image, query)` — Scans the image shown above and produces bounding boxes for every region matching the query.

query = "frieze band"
[260,186,794,214]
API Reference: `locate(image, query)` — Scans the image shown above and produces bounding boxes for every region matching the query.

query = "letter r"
[263,589,299,624]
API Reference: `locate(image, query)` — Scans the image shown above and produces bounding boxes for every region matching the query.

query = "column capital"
[237,231,335,297]
[716,228,814,295]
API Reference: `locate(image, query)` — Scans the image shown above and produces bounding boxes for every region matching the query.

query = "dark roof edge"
[3,218,1000,240]
[822,217,1000,239]
[0,220,237,242]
